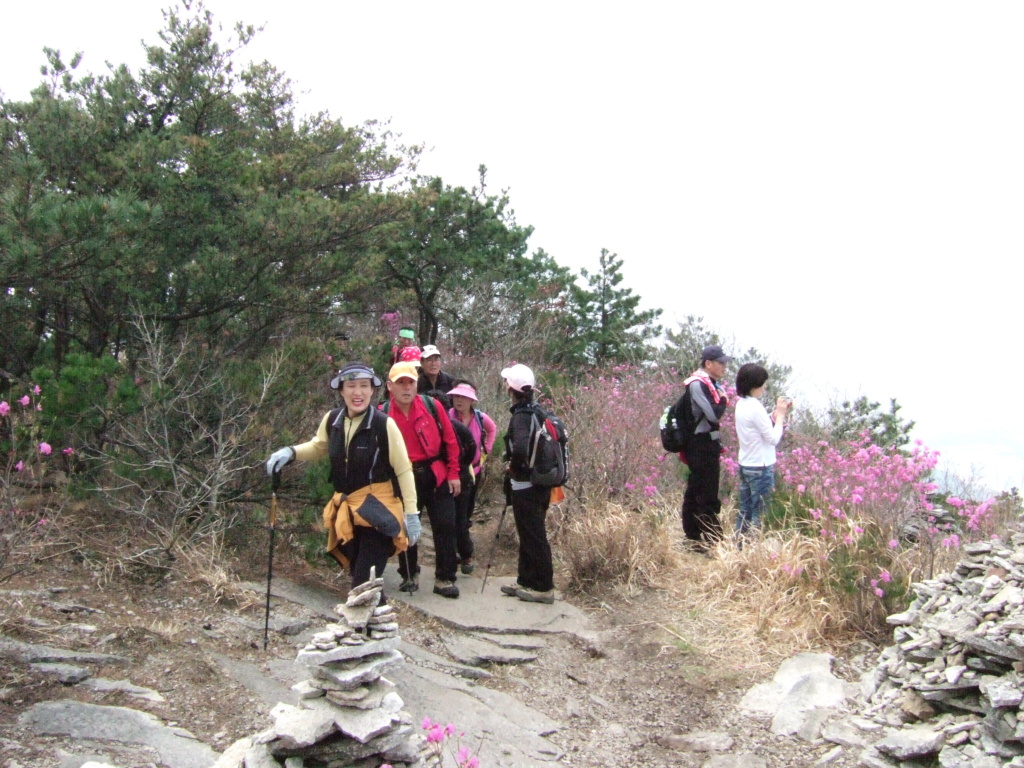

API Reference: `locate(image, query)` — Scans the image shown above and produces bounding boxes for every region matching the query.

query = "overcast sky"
[4,1,1023,493]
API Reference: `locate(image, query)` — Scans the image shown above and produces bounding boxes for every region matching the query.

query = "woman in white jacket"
[734,363,791,539]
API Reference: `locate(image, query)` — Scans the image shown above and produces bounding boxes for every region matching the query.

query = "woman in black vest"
[266,362,420,591]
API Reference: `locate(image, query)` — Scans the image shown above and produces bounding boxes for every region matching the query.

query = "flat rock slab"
[238,577,340,620]
[470,631,548,651]
[383,571,594,642]
[19,700,218,768]
[212,653,300,709]
[30,662,91,684]
[0,635,129,666]
[229,614,313,636]
[80,677,166,702]
[393,645,563,767]
[442,633,538,666]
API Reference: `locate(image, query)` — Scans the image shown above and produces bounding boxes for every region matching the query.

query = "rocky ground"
[0,504,878,768]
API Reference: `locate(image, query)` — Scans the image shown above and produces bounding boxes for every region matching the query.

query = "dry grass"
[558,495,871,675]
[560,503,682,594]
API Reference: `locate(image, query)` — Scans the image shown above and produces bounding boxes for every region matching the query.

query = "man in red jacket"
[384,361,463,598]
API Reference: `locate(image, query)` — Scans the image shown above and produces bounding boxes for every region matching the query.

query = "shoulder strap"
[473,409,486,452]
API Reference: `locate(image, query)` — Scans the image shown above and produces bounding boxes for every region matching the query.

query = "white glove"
[266,447,294,477]
[405,514,422,547]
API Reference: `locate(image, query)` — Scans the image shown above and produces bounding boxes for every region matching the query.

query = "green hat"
[398,328,415,340]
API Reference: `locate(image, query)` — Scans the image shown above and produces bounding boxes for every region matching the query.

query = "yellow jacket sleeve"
[386,417,418,516]
[293,412,331,462]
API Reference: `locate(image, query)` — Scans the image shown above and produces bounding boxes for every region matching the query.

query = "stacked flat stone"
[856,533,1024,767]
[227,569,423,768]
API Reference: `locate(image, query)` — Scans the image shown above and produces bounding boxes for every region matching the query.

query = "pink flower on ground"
[797,484,806,493]
[879,569,892,583]
[15,461,24,472]
[39,443,52,456]
[62,447,74,456]
[426,725,445,744]
[421,717,433,730]
[888,539,899,549]
[33,385,41,395]
[873,587,884,598]
[444,723,456,737]
[19,395,30,406]
[0,401,8,416]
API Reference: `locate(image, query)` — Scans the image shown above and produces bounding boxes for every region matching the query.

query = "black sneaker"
[460,558,475,575]
[433,580,459,599]
[399,576,419,593]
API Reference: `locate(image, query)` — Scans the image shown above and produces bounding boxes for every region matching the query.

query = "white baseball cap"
[501,363,535,392]
[420,344,441,359]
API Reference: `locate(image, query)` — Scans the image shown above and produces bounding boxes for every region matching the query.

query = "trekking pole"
[263,470,280,651]
[480,499,510,593]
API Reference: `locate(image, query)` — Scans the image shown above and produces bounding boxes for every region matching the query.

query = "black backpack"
[528,406,569,487]
[660,388,697,454]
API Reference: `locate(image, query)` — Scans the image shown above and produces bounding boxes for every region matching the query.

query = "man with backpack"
[678,345,732,552]
[501,363,559,604]
[383,361,463,598]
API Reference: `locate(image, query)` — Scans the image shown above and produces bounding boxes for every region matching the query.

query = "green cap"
[398,328,415,339]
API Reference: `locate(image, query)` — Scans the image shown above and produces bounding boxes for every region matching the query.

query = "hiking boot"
[398,575,419,593]
[516,587,555,604]
[433,580,459,599]
[500,582,521,597]
[460,558,475,575]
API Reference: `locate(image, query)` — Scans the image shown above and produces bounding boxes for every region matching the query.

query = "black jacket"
[326,407,394,495]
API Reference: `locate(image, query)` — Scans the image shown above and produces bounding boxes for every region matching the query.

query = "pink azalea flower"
[426,725,445,744]
[19,395,30,407]
[32,385,41,395]
[873,587,884,598]
[888,539,899,549]
[39,442,52,456]
[879,569,892,583]
[62,447,74,456]
[0,401,8,415]
[15,461,24,472]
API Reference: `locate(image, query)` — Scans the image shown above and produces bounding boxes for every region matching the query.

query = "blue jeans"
[736,465,775,536]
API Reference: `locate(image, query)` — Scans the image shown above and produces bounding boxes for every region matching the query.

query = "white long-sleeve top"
[735,396,784,467]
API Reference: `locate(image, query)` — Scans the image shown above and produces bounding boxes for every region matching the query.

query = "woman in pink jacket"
[446,380,497,574]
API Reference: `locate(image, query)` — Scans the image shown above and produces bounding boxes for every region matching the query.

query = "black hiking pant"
[339,525,394,603]
[455,469,476,563]
[398,467,459,583]
[512,483,553,592]
[681,433,723,546]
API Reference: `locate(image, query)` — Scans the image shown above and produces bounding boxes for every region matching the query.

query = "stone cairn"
[218,569,425,768]
[856,535,1024,768]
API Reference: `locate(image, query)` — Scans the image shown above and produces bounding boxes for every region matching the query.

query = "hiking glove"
[266,447,295,477]
[405,513,422,546]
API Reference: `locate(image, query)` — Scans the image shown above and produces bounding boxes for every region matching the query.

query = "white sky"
[4,1,1023,493]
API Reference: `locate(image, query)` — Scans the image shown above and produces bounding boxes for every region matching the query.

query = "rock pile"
[856,536,1024,767]
[217,570,423,768]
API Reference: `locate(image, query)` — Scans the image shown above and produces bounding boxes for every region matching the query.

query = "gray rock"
[822,720,873,748]
[657,731,734,752]
[298,694,400,744]
[295,636,400,666]
[79,678,166,702]
[703,755,767,768]
[469,631,548,651]
[29,662,91,684]
[441,633,538,666]
[873,724,946,759]
[266,702,338,749]
[309,650,403,690]
[812,745,844,766]
[243,742,283,768]
[19,700,217,768]
[211,737,252,768]
[858,746,899,768]
[0,636,129,666]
